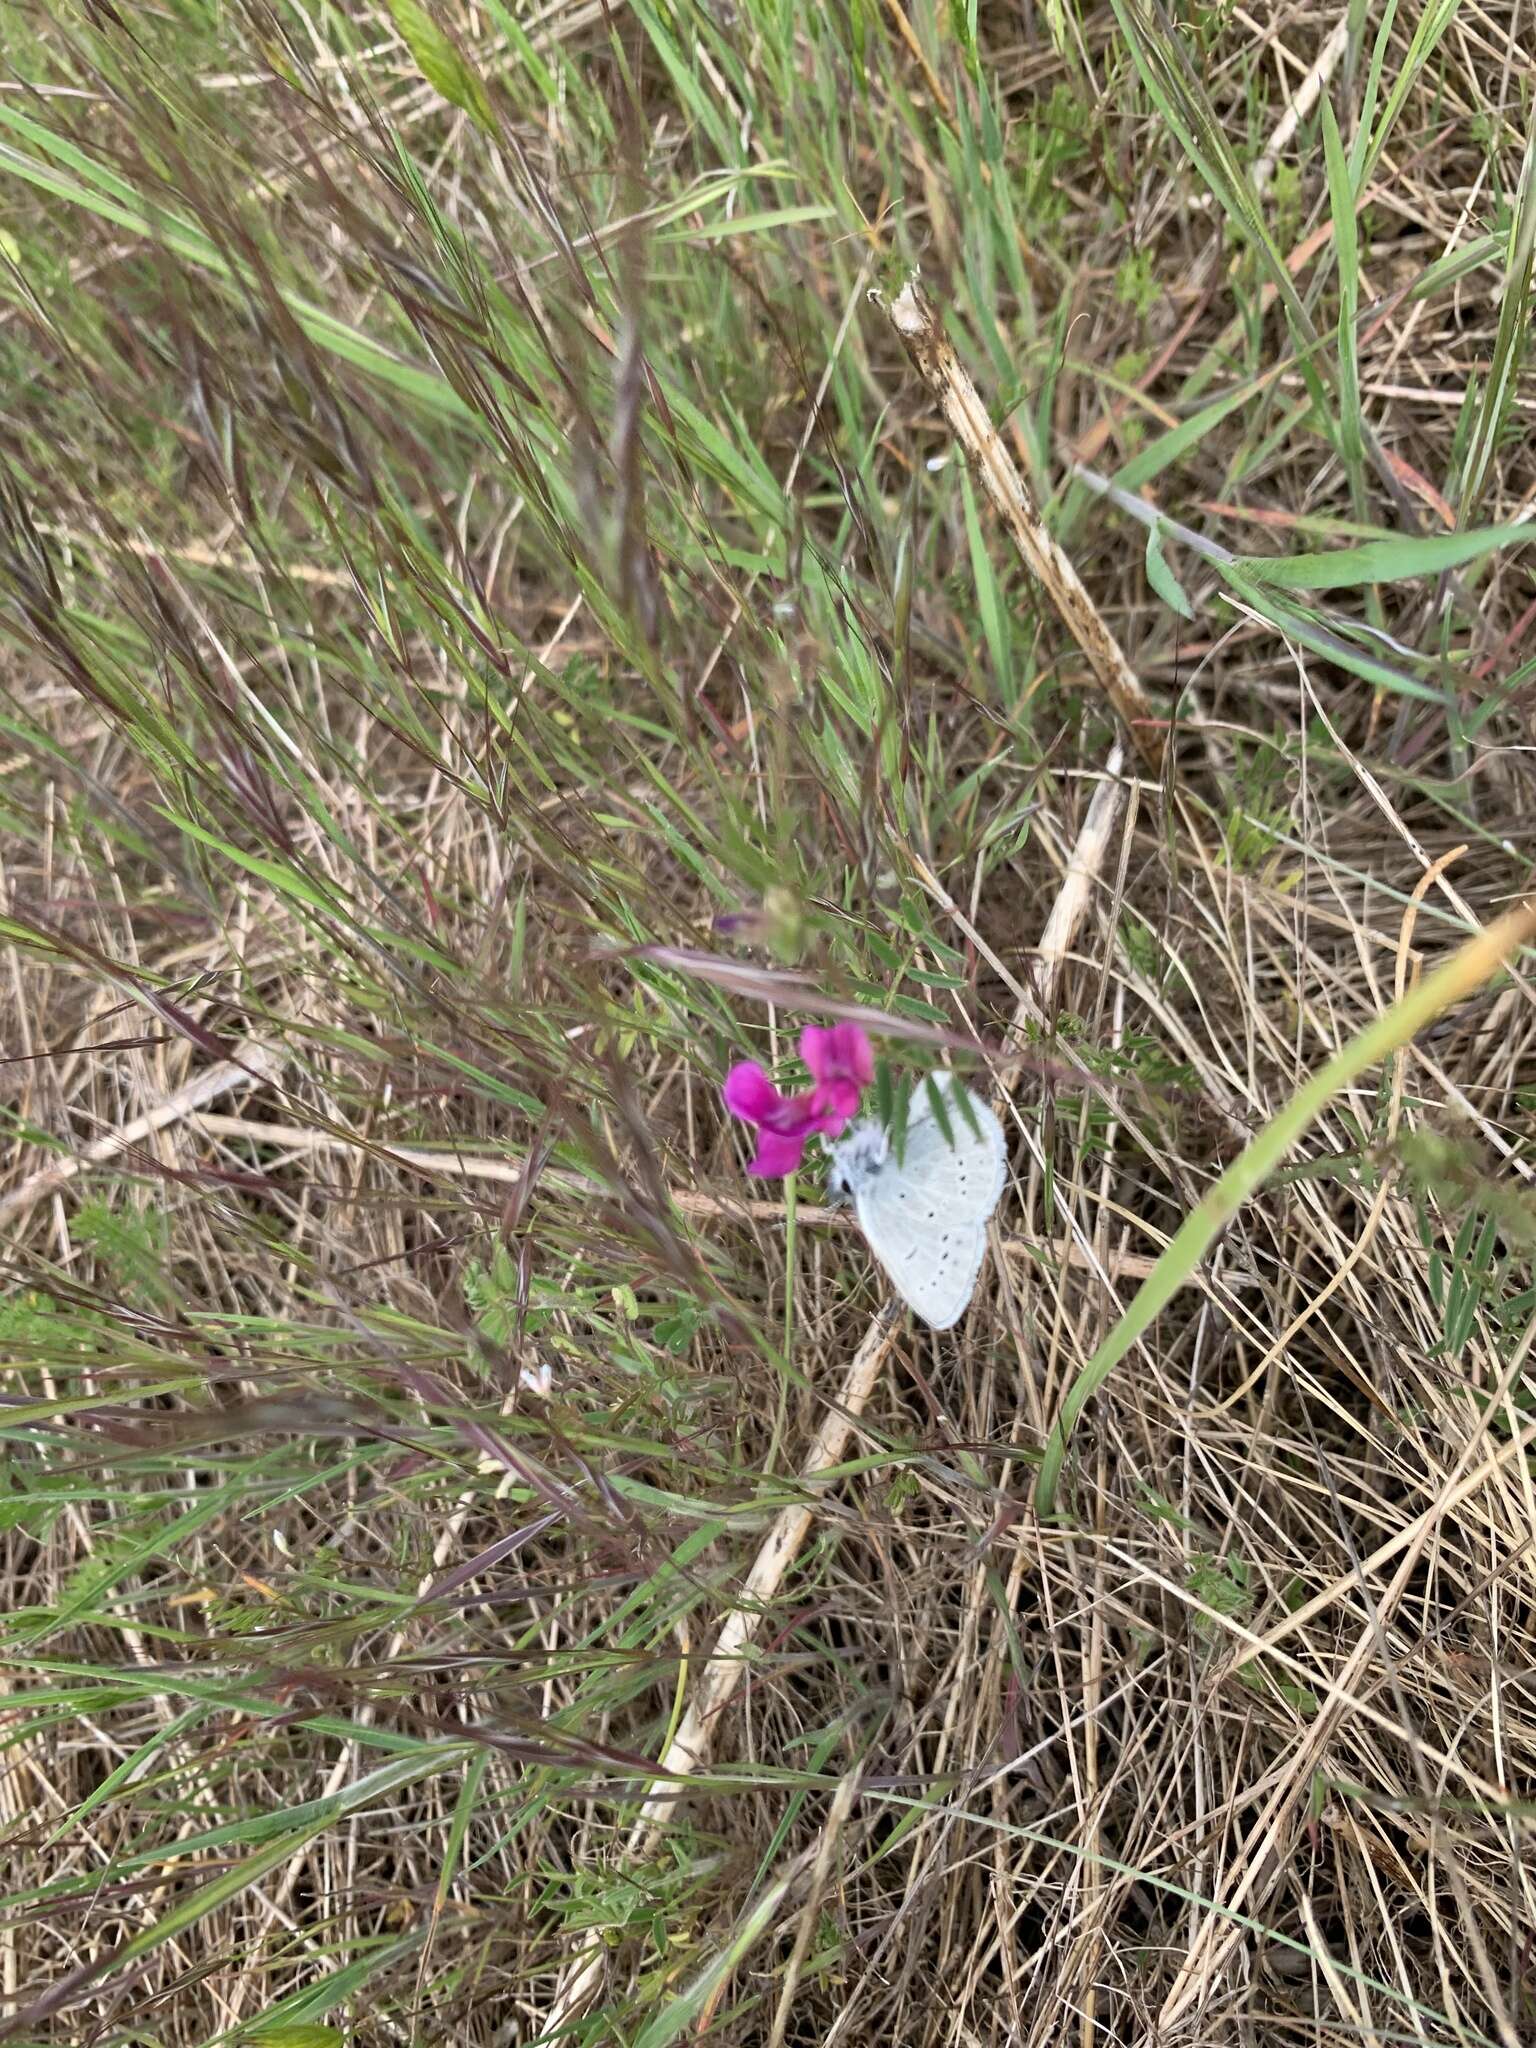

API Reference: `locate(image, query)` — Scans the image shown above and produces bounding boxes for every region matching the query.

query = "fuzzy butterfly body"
[826,1073,1007,1329]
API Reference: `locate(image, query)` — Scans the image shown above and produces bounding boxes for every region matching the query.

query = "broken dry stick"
[878,274,1164,773]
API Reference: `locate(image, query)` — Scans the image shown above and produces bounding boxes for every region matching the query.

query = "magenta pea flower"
[796,1022,875,1119]
[723,1021,875,1178]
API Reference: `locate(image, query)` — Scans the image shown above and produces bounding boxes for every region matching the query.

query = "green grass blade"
[1225,522,1534,590]
[1035,897,1536,1515]
[1321,98,1364,490]
[1106,0,1315,349]
[1455,126,1536,526]
[1353,0,1461,193]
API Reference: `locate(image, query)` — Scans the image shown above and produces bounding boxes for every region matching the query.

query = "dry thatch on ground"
[2,1,1536,2043]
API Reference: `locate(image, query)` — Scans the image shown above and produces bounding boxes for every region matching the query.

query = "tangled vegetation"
[2,2,1535,2042]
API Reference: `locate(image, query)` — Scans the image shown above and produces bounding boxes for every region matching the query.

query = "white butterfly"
[826,1072,1007,1329]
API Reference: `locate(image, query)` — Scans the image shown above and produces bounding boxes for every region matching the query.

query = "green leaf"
[1106,0,1314,353]
[92,1749,468,1996]
[0,105,472,424]
[1354,0,1459,193]
[1456,126,1536,525]
[245,2030,346,2047]
[383,0,495,131]
[631,1872,796,2048]
[1144,519,1196,620]
[1348,0,1396,190]
[1226,522,1534,591]
[961,469,1011,696]
[656,203,834,243]
[1218,581,1441,699]
[1035,899,1536,1515]
[75,1199,174,1309]
[1112,370,1270,495]
[1321,97,1363,480]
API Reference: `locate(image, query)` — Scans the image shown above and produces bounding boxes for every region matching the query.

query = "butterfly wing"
[854,1078,1007,1329]
[894,1076,1007,1224]
[854,1188,989,1328]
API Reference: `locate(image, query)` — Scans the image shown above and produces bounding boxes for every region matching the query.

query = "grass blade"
[1036,896,1536,1515]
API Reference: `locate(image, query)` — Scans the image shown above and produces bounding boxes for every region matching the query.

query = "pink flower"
[722,1021,875,1178]
[797,1021,875,1120]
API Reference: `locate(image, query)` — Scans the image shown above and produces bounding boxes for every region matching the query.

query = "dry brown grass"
[2,1,1535,2043]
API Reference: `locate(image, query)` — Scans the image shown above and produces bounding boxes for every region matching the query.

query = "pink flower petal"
[800,1020,875,1090]
[725,1023,873,1176]
[747,1127,808,1177]
[722,1062,782,1122]
[810,1077,862,1125]
[766,1089,833,1138]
